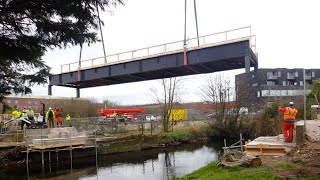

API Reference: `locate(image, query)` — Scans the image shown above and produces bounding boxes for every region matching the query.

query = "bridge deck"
[49,27,258,93]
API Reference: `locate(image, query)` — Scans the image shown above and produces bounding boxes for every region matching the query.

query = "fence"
[65,117,209,136]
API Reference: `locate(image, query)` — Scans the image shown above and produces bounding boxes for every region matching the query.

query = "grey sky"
[32,0,320,105]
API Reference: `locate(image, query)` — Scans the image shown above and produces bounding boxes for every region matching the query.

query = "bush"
[164,130,194,143]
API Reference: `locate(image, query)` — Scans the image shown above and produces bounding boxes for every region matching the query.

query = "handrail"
[56,26,256,74]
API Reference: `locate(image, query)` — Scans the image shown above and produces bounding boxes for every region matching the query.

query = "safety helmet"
[288,102,294,106]
[49,107,52,110]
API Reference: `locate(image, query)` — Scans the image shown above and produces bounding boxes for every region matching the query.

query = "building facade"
[235,68,320,108]
[2,95,83,113]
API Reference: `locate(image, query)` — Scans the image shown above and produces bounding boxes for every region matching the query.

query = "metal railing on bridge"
[59,26,257,74]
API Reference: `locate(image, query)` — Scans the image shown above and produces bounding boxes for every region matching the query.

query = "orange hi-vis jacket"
[280,107,298,120]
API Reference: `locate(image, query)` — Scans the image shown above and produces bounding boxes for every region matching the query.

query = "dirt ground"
[259,139,320,179]
[253,120,320,179]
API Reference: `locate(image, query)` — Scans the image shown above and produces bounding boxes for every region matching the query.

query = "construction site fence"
[67,117,210,136]
[0,117,211,144]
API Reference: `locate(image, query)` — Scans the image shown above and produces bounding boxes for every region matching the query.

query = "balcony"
[267,74,278,80]
[287,75,295,80]
[305,75,312,80]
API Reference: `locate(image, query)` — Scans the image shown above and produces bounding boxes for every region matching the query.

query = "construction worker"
[55,108,63,127]
[66,114,71,121]
[113,111,117,122]
[11,108,21,119]
[21,106,30,130]
[124,113,128,125]
[27,107,35,122]
[66,114,71,127]
[46,107,55,128]
[278,102,298,143]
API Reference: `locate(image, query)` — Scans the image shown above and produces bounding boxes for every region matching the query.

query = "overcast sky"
[31,0,320,105]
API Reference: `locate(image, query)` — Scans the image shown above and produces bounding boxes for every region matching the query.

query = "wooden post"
[69,134,73,172]
[224,139,227,155]
[240,133,243,152]
[296,124,304,146]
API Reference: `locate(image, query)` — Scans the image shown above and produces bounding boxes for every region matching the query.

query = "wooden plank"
[30,141,86,150]
[245,143,286,156]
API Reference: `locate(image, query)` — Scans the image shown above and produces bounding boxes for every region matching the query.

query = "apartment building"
[235,68,320,107]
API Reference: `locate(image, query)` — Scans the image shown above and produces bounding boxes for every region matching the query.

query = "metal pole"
[56,150,59,167]
[26,132,29,179]
[193,0,200,46]
[96,3,107,63]
[183,0,188,65]
[95,131,98,179]
[70,134,73,172]
[303,68,307,132]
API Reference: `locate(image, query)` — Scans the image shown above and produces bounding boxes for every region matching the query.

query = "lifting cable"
[78,44,83,82]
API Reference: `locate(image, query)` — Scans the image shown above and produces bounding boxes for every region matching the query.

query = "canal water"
[0,142,222,180]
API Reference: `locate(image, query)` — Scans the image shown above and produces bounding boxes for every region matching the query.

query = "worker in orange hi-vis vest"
[278,102,298,143]
[55,108,63,127]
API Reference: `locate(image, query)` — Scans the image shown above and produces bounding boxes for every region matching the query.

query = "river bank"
[0,125,211,167]
[177,140,320,179]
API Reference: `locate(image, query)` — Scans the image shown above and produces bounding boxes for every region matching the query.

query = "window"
[270,90,281,96]
[283,81,287,86]
[261,90,270,97]
[281,90,288,96]
[288,90,295,96]
[28,100,32,105]
[6,100,11,104]
[288,81,296,85]
[295,71,298,77]
[257,91,261,97]
[34,101,38,105]
[312,71,315,77]
[267,81,276,85]
[278,71,281,77]
[300,81,303,86]
[15,100,18,104]
[287,72,295,79]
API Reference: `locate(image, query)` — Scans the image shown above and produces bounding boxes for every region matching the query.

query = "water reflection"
[0,143,221,180]
[85,144,219,180]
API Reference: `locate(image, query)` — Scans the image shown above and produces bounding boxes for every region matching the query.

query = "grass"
[176,162,278,180]
[271,162,297,169]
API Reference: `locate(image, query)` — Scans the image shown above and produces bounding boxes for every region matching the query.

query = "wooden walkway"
[245,135,295,156]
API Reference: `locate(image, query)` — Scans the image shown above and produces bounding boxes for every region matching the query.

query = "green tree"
[0,0,124,106]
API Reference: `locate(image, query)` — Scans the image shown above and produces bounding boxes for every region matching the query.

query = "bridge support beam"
[245,56,250,73]
[76,88,80,98]
[48,85,52,96]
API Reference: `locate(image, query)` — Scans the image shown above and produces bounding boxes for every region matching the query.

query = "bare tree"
[199,73,250,137]
[151,77,183,132]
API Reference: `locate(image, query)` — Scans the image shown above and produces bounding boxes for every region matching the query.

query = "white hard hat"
[289,102,294,106]
[49,107,52,110]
